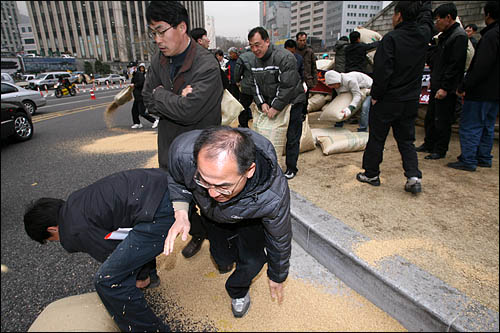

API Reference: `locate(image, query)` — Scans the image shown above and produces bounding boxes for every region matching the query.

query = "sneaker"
[131,123,143,129]
[405,177,422,194]
[231,292,251,318]
[181,236,204,258]
[356,172,380,186]
[152,119,159,129]
[284,169,296,180]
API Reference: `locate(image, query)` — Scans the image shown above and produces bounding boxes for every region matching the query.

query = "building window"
[300,5,311,10]
[24,38,35,44]
[300,19,310,24]
[313,16,323,21]
[21,27,26,33]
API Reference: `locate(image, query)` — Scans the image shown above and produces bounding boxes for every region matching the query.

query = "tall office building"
[25,1,204,63]
[1,1,23,53]
[260,1,292,46]
[18,14,37,54]
[205,15,217,50]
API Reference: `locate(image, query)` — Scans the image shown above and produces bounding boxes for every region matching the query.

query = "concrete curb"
[290,190,499,332]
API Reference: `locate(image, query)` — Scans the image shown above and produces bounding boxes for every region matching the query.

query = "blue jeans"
[458,100,499,167]
[94,190,174,332]
[358,96,371,130]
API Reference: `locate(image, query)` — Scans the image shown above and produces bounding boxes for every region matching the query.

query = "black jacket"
[333,40,349,73]
[345,41,379,74]
[167,129,292,283]
[58,169,172,263]
[371,1,434,102]
[429,22,468,93]
[131,70,146,101]
[459,21,499,102]
[234,51,256,95]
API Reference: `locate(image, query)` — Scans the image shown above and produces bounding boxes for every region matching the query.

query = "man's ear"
[246,162,256,178]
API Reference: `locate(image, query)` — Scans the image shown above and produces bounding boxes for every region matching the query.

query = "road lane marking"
[38,94,115,109]
[33,102,112,123]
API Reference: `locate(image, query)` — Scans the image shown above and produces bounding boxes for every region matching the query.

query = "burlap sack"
[316,59,335,71]
[251,103,291,157]
[319,89,369,122]
[307,93,328,112]
[221,89,244,126]
[28,292,120,332]
[311,128,369,155]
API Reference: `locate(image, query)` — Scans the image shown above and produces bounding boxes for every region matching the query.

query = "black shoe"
[356,172,380,186]
[477,162,492,168]
[415,144,431,153]
[147,273,161,289]
[218,263,234,274]
[181,236,205,258]
[348,118,359,124]
[284,169,296,180]
[357,127,367,132]
[424,153,446,160]
[447,161,476,172]
[405,177,422,195]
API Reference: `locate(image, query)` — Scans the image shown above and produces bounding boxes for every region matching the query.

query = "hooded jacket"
[58,169,172,263]
[325,70,373,108]
[142,39,223,169]
[167,128,292,283]
[248,44,306,111]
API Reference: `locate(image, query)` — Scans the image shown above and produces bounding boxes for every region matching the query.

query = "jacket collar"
[394,20,416,30]
[481,20,498,36]
[159,38,198,93]
[261,44,274,61]
[439,22,461,41]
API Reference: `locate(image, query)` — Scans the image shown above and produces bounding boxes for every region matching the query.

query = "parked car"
[1,82,46,115]
[1,101,34,142]
[95,74,126,85]
[22,74,36,81]
[1,73,15,84]
[27,72,75,90]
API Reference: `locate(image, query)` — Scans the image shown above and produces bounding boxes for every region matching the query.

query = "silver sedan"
[1,82,46,115]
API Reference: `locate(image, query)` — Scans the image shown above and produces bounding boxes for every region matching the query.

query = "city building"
[18,14,36,54]
[260,1,292,46]
[205,15,217,50]
[24,1,204,64]
[1,1,23,54]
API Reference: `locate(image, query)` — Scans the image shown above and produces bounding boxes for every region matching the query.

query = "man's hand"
[341,107,352,119]
[164,210,191,256]
[181,85,193,97]
[435,88,447,100]
[371,98,377,106]
[268,279,284,304]
[456,89,465,98]
[267,107,279,119]
[261,103,270,114]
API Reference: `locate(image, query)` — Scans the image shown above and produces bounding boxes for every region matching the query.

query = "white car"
[1,82,47,115]
[95,74,126,85]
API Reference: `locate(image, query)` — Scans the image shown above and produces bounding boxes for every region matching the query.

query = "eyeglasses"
[148,25,174,39]
[193,171,246,196]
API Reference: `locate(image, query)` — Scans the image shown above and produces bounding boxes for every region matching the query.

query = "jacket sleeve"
[166,139,194,206]
[234,57,244,83]
[371,35,395,100]
[142,64,163,115]
[363,41,380,53]
[271,53,301,111]
[144,64,223,125]
[441,34,468,92]
[460,31,497,93]
[347,78,362,107]
[261,184,292,283]
[418,1,434,44]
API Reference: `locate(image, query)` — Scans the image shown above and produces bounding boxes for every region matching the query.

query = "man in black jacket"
[164,126,292,318]
[449,2,499,171]
[357,1,434,194]
[130,63,158,129]
[143,1,223,260]
[416,3,468,160]
[345,31,379,74]
[23,169,174,332]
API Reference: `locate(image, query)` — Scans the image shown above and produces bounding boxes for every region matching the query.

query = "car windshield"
[35,74,46,79]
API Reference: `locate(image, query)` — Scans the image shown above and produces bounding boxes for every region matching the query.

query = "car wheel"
[22,100,37,115]
[13,112,33,142]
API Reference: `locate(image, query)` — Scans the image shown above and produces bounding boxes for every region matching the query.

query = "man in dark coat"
[357,1,434,194]
[234,47,255,128]
[449,2,499,171]
[333,36,350,73]
[164,126,292,319]
[23,169,175,332]
[345,30,379,74]
[296,31,318,118]
[416,2,468,160]
[130,63,158,129]
[142,1,223,260]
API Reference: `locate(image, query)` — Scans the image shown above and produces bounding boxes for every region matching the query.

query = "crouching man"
[164,126,292,318]
[23,168,174,332]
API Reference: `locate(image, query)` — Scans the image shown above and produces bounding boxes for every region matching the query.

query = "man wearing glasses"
[142,2,223,260]
[164,126,292,318]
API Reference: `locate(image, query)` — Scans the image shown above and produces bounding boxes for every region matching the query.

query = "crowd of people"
[22,1,498,331]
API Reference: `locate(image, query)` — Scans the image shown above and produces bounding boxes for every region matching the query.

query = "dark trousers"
[132,99,156,124]
[238,92,253,128]
[362,100,422,179]
[94,190,174,332]
[423,91,456,155]
[286,103,305,173]
[228,83,240,101]
[188,202,207,239]
[202,216,267,299]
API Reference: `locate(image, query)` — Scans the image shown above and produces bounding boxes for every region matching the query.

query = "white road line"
[38,95,115,109]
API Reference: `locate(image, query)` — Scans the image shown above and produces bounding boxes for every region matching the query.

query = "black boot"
[181,236,205,258]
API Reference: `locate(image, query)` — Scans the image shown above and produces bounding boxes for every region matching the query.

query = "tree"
[84,61,93,74]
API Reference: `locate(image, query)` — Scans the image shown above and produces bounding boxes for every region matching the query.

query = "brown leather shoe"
[181,236,205,258]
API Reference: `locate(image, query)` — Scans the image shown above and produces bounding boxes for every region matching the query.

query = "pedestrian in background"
[191,27,211,49]
[226,47,240,101]
[130,63,159,129]
[345,30,379,75]
[333,36,350,73]
[464,23,479,49]
[296,31,318,119]
[142,1,223,260]
[234,46,255,127]
[449,1,499,171]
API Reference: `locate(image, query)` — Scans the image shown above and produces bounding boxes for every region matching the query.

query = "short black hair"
[214,49,224,57]
[191,27,207,42]
[349,31,361,43]
[464,23,478,31]
[394,1,422,22]
[146,1,190,34]
[248,26,269,41]
[193,126,256,175]
[284,39,297,49]
[339,36,349,42]
[484,1,499,20]
[24,198,65,244]
[296,31,307,39]
[433,3,457,20]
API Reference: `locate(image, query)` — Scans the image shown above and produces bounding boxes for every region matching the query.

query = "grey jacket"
[142,39,223,169]
[234,51,255,95]
[333,40,349,73]
[249,44,306,111]
[167,128,292,283]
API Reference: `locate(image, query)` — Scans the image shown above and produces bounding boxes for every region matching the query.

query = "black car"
[1,101,34,142]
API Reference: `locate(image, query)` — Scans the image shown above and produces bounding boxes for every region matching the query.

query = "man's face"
[196,148,254,203]
[198,35,210,49]
[229,51,238,60]
[327,83,341,90]
[249,33,270,59]
[296,35,307,49]
[392,11,402,28]
[215,54,223,62]
[285,46,296,54]
[465,26,475,38]
[434,14,453,32]
[148,20,186,57]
